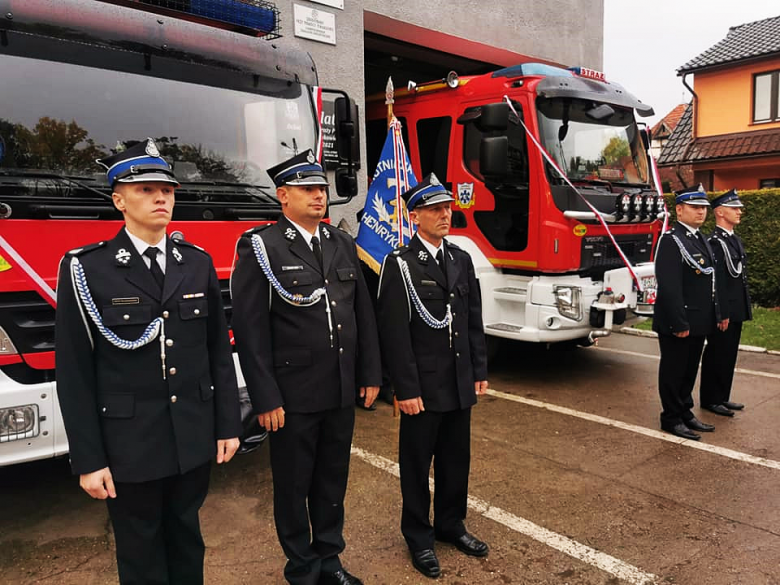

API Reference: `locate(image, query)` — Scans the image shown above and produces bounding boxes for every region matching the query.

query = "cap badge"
[418,250,428,262]
[116,248,131,265]
[430,175,440,186]
[172,247,183,263]
[284,227,297,241]
[145,138,160,157]
[307,152,316,164]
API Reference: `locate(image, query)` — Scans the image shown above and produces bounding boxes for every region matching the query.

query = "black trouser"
[399,407,471,552]
[269,407,355,585]
[106,462,211,585]
[658,333,706,427]
[701,321,743,405]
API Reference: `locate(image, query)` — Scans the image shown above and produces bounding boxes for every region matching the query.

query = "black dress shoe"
[684,416,715,432]
[703,404,735,417]
[438,532,489,557]
[411,549,441,579]
[723,401,744,410]
[661,423,701,440]
[319,568,363,585]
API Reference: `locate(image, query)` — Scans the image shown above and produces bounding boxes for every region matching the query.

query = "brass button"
[194,308,200,315]
[454,332,459,337]
[123,314,130,321]
[337,324,342,331]
[349,273,354,278]
[169,367,177,375]
[339,348,344,354]
[166,339,174,347]
[450,293,455,299]
[331,300,337,307]
[170,395,177,403]
[293,280,298,285]
[162,311,170,318]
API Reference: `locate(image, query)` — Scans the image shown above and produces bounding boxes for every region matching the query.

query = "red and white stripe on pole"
[313,86,324,162]
[390,116,413,245]
[503,96,644,291]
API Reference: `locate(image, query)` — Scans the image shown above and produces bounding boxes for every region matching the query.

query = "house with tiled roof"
[657,14,780,190]
[650,103,687,159]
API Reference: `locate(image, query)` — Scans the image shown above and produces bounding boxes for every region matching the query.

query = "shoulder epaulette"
[66,241,106,257]
[174,239,207,254]
[241,224,272,239]
[447,241,463,252]
[391,245,412,257]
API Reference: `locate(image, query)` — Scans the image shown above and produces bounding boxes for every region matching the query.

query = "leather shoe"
[437,532,489,557]
[684,416,714,432]
[411,549,441,579]
[703,404,734,417]
[723,401,744,410]
[661,423,701,440]
[319,568,363,585]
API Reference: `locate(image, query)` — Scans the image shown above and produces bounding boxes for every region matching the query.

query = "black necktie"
[143,247,165,289]
[311,236,323,272]
[436,249,447,284]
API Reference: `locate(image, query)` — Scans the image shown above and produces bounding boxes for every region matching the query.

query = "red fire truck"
[366,63,661,352]
[0,0,357,466]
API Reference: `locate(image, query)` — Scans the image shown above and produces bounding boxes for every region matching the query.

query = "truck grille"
[580,234,654,271]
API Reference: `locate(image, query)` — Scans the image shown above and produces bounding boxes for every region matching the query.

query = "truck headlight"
[0,405,38,442]
[553,285,582,321]
[632,193,643,219]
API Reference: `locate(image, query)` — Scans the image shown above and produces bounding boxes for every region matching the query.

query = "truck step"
[493,286,527,294]
[485,323,524,333]
[492,286,528,303]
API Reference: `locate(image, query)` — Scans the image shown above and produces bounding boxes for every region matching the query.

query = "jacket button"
[349,273,354,278]
[339,348,344,354]
[166,339,174,347]
[325,279,329,284]
[169,367,177,375]
[454,332,459,337]
[163,311,170,318]
[452,312,456,317]
[194,308,200,315]
[102,407,107,413]
[456,352,461,358]
[293,280,298,285]
[337,324,342,331]
[450,293,455,299]
[123,314,130,321]
[331,300,337,307]
[170,395,177,403]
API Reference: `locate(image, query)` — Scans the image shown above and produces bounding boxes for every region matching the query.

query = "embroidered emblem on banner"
[456,183,475,209]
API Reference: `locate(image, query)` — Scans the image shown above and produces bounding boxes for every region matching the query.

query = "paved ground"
[2,332,779,584]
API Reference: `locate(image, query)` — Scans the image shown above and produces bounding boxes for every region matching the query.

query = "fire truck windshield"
[0,53,318,197]
[536,98,649,186]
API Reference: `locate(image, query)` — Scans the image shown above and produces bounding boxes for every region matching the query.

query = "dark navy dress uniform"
[55,140,241,585]
[230,151,381,585]
[653,188,719,434]
[701,190,751,409]
[376,176,488,554]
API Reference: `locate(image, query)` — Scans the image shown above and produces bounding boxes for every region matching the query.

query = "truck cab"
[367,63,661,347]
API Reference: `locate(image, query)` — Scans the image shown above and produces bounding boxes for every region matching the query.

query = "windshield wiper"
[177,180,278,204]
[0,170,113,201]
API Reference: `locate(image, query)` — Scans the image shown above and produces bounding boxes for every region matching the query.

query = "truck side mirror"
[479,103,509,131]
[639,127,651,152]
[480,136,508,178]
[334,97,360,164]
[334,168,358,200]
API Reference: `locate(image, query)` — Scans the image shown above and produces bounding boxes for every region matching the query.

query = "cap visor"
[116,172,180,187]
[284,177,329,186]
[415,193,455,208]
[681,200,710,206]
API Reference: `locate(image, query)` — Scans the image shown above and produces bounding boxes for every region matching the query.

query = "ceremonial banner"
[356,118,417,273]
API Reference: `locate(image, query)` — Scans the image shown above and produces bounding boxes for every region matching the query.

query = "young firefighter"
[55,138,242,584]
[377,174,489,579]
[700,189,751,415]
[230,150,381,585]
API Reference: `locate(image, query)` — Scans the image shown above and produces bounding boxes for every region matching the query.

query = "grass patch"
[628,307,780,351]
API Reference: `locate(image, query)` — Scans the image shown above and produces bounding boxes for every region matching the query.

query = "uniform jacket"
[230,216,382,414]
[55,228,241,483]
[709,226,752,323]
[377,234,488,412]
[653,222,720,336]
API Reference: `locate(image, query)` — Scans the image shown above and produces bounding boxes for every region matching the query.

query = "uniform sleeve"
[54,256,108,475]
[376,254,421,400]
[205,256,242,439]
[654,235,688,333]
[466,256,488,381]
[230,236,284,414]
[351,241,382,387]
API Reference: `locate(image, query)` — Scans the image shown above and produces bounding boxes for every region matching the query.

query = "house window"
[759,178,780,189]
[753,71,780,123]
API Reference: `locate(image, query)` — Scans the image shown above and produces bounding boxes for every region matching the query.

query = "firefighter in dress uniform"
[376,174,489,579]
[700,189,751,416]
[230,150,381,585]
[55,139,242,585]
[653,184,721,440]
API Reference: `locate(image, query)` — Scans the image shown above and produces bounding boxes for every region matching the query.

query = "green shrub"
[662,189,780,307]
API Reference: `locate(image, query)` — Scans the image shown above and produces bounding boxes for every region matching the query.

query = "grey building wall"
[271,0,604,231]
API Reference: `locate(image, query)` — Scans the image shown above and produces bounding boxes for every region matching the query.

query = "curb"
[617,327,775,355]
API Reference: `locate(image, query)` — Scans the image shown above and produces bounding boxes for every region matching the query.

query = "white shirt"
[677,221,700,237]
[287,218,321,251]
[125,228,167,273]
[419,236,445,263]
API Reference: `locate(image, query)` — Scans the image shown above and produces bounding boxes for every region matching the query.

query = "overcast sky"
[604,0,779,127]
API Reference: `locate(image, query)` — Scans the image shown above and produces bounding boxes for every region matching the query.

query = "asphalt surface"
[1,332,779,584]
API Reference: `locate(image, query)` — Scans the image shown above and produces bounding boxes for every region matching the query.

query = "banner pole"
[385,76,401,419]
